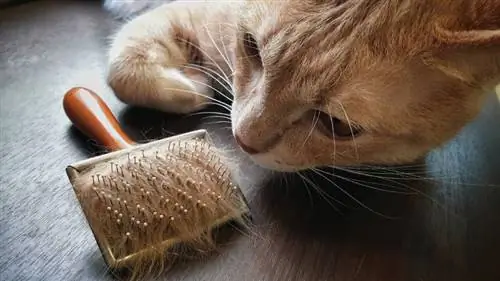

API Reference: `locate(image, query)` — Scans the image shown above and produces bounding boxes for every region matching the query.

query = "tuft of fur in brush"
[71,137,249,280]
[63,87,250,280]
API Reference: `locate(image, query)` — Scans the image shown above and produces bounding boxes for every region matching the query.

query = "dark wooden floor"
[1,1,499,281]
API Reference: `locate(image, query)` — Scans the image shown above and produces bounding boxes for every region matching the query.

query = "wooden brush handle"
[63,87,135,151]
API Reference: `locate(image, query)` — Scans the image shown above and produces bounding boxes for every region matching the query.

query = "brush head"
[66,130,250,278]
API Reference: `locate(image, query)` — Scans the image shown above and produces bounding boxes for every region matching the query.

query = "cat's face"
[230,0,500,171]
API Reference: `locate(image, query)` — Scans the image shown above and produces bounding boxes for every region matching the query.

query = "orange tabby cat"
[106,0,500,171]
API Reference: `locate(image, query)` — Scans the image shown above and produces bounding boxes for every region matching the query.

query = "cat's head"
[230,0,500,171]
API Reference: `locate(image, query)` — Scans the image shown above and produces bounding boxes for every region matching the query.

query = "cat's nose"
[234,134,260,154]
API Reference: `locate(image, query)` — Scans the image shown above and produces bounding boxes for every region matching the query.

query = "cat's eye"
[316,110,363,139]
[242,32,262,66]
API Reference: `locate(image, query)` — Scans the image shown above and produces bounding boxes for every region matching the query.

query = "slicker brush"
[62,87,250,280]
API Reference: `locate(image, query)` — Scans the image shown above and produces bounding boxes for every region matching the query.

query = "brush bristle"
[73,137,247,279]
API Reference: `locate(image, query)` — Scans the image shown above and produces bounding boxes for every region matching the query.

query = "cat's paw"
[107,62,212,114]
[148,67,212,114]
[106,3,214,114]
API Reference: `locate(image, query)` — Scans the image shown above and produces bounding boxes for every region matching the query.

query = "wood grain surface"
[1,1,499,281]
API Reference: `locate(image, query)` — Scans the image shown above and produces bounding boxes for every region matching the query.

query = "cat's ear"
[432,2,500,47]
[433,23,500,47]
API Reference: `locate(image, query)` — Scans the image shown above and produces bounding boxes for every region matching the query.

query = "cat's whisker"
[185,98,230,110]
[301,110,320,150]
[200,22,235,74]
[283,172,291,198]
[183,53,233,85]
[196,101,232,112]
[353,163,429,170]
[174,36,232,86]
[296,172,316,209]
[201,116,231,121]
[326,166,461,216]
[330,166,426,189]
[160,127,176,137]
[183,64,234,101]
[346,160,431,169]
[296,171,344,211]
[329,115,337,165]
[172,76,233,110]
[151,70,231,111]
[236,42,262,62]
[199,99,231,112]
[338,102,359,160]
[356,166,500,187]
[189,110,231,116]
[233,35,262,62]
[200,116,232,123]
[338,164,459,180]
[332,165,440,184]
[156,86,231,111]
[355,161,432,169]
[348,162,498,183]
[183,64,233,92]
[203,117,232,123]
[204,120,232,126]
[188,111,231,119]
[309,168,398,219]
[313,168,416,195]
[218,23,233,73]
[352,166,432,177]
[202,22,237,71]
[278,172,284,192]
[324,165,422,191]
[203,25,235,76]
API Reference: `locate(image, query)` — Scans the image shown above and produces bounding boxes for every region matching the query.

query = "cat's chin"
[246,154,310,172]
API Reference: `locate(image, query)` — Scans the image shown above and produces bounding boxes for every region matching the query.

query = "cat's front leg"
[106,3,213,114]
